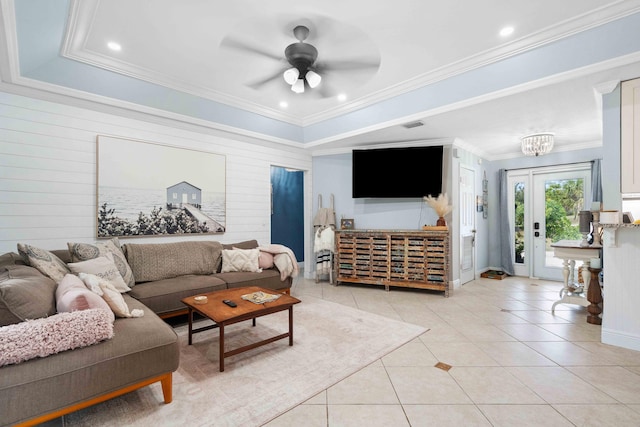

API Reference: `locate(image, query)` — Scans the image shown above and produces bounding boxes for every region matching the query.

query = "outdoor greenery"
[98,203,210,237]
[514,179,583,263]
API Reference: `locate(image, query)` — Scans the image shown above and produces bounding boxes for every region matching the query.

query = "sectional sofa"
[0,238,294,426]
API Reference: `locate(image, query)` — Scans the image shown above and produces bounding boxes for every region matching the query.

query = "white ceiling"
[3,0,640,159]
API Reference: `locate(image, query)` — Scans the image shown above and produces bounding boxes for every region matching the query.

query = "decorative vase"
[437,217,446,227]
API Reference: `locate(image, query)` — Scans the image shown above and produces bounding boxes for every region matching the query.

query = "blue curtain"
[499,169,515,275]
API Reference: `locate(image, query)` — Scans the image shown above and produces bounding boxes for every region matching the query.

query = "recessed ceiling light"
[107,41,122,51]
[499,26,514,37]
[337,93,347,102]
[279,101,288,108]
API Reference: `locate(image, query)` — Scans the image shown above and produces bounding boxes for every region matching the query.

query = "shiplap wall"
[0,92,313,272]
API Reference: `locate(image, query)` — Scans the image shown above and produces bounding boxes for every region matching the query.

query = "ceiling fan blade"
[316,82,337,99]
[315,59,380,72]
[220,36,283,62]
[246,69,285,89]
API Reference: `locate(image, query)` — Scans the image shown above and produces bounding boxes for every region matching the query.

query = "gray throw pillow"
[67,238,135,287]
[0,265,57,327]
[16,243,70,283]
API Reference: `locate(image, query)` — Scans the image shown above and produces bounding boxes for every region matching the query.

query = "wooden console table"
[335,229,449,296]
[550,240,602,323]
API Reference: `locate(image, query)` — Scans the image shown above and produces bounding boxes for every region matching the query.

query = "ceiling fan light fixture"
[306,70,322,88]
[283,68,299,85]
[291,78,305,93]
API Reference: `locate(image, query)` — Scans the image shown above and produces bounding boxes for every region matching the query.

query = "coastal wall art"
[96,135,226,238]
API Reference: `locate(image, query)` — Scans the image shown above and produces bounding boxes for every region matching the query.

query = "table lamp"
[579,210,592,247]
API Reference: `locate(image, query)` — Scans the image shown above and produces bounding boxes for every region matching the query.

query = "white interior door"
[459,166,475,284]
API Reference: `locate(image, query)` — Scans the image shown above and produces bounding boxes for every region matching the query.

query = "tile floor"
[264,275,640,427]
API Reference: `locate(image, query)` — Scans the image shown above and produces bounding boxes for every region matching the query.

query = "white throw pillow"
[68,254,131,293]
[78,273,143,318]
[221,248,261,273]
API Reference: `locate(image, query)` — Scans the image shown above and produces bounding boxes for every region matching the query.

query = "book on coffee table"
[241,291,281,304]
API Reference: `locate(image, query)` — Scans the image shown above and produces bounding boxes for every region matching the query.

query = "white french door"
[459,165,476,284]
[508,164,591,280]
[508,173,529,277]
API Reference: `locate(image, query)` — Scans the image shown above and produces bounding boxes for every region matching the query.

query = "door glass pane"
[544,178,584,267]
[514,181,525,264]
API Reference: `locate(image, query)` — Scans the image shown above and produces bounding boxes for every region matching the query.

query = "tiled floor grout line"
[274,276,640,426]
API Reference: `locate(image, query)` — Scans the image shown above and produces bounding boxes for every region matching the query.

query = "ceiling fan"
[283,25,321,93]
[221,22,380,96]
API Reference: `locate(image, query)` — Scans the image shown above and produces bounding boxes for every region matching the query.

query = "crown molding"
[302,1,640,125]
[59,0,640,127]
[61,1,304,126]
[593,80,620,94]
[0,74,305,150]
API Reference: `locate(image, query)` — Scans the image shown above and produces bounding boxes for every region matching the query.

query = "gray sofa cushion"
[222,239,259,250]
[128,275,227,315]
[214,269,288,291]
[124,241,223,282]
[0,265,56,327]
[0,252,26,268]
[0,295,179,426]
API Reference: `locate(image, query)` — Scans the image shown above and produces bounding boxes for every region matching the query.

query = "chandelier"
[521,133,555,156]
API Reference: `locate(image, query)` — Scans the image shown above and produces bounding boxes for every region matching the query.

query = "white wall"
[0,92,314,272]
[602,227,640,351]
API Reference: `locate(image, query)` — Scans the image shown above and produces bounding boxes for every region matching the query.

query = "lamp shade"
[283,68,299,85]
[305,70,322,88]
[291,79,305,93]
[579,210,592,233]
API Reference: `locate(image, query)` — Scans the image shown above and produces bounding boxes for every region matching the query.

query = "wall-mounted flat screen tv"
[352,145,443,198]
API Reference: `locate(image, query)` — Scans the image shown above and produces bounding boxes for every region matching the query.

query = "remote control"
[222,299,237,307]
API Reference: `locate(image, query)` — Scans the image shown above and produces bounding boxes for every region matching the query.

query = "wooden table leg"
[187,307,193,345]
[219,323,225,372]
[587,267,603,325]
[289,307,294,346]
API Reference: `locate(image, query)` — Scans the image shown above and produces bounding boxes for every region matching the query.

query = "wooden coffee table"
[182,286,301,371]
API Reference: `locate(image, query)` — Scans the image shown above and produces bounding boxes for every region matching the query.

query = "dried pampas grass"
[424,193,453,217]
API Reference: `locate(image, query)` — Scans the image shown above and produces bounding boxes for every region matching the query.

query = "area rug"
[65,296,427,427]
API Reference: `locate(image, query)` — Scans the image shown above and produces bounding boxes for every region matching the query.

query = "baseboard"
[601,327,640,351]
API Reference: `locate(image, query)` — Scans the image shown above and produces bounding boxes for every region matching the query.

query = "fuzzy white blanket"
[258,244,299,281]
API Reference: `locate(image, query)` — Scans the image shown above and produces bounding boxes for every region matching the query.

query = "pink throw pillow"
[259,251,274,269]
[55,274,115,322]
